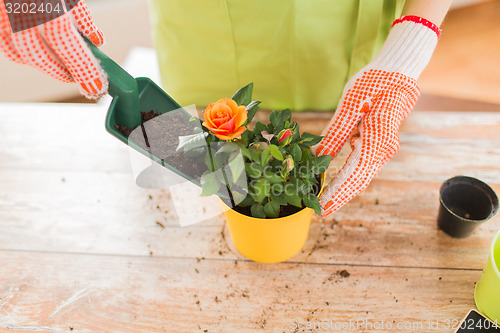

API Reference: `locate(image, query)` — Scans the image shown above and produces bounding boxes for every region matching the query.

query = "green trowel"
[85,39,205,186]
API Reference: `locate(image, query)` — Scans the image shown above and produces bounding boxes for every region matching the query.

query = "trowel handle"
[84,38,140,129]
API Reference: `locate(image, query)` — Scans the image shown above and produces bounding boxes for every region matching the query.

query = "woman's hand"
[315,15,443,217]
[0,0,107,99]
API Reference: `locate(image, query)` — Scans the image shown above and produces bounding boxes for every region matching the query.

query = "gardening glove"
[0,0,107,99]
[315,16,441,217]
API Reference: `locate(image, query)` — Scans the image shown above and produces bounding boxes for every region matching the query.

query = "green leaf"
[281,182,302,207]
[228,153,245,183]
[183,147,206,159]
[240,147,252,160]
[269,182,284,196]
[269,159,282,169]
[304,193,321,214]
[250,179,270,203]
[281,109,292,122]
[309,176,319,185]
[216,142,239,155]
[200,172,221,196]
[231,190,249,207]
[245,100,261,125]
[250,203,266,219]
[253,122,267,138]
[245,163,263,178]
[253,142,269,152]
[264,200,280,218]
[310,155,333,175]
[300,133,323,147]
[241,129,252,142]
[298,166,313,178]
[176,132,208,152]
[270,194,287,205]
[232,83,253,106]
[269,110,282,131]
[301,149,311,162]
[215,169,228,184]
[284,191,303,208]
[204,148,224,171]
[290,144,302,165]
[247,146,261,162]
[263,168,283,183]
[301,184,313,196]
[266,123,275,134]
[262,179,272,196]
[238,194,254,207]
[294,179,310,195]
[261,150,271,166]
[268,145,284,161]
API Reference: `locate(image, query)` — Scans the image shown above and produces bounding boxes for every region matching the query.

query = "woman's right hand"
[0,0,108,99]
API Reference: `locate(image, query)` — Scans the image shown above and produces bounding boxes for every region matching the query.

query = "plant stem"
[222,169,236,208]
[207,144,236,208]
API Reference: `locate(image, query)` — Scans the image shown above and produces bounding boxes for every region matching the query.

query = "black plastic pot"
[438,176,499,238]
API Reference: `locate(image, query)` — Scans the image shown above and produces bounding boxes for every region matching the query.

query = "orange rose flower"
[202,98,248,140]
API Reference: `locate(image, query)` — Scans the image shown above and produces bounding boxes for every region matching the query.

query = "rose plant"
[178,83,332,219]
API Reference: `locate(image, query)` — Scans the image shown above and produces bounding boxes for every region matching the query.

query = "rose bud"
[277,128,293,146]
[282,155,294,175]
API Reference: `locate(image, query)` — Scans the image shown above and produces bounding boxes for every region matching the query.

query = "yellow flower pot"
[222,173,325,264]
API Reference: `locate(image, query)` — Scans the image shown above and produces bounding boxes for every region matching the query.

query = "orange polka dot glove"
[315,16,441,217]
[0,0,107,99]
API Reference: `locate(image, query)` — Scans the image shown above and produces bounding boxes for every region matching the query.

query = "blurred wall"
[0,0,488,102]
[452,0,490,8]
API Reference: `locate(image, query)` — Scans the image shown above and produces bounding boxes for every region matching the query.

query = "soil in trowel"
[116,110,207,180]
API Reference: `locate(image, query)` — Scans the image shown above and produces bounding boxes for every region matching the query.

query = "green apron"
[149,0,404,111]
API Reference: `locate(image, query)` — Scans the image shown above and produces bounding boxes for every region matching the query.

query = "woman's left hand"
[315,15,441,217]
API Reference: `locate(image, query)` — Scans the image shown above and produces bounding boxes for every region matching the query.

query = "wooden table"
[0,103,499,333]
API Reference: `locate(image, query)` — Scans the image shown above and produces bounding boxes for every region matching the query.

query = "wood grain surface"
[1,103,499,332]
